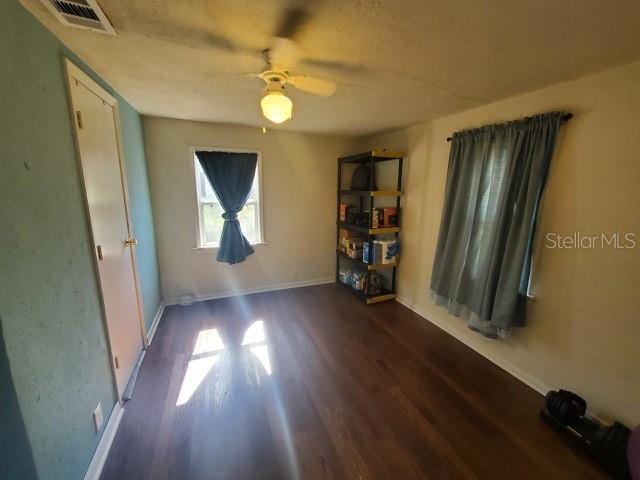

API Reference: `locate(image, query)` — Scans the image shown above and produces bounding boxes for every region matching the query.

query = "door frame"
[64,58,147,401]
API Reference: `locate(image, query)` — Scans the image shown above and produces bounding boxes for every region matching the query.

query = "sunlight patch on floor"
[176,354,221,406]
[176,320,275,406]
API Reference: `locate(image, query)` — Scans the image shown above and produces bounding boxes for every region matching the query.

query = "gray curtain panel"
[431,112,565,338]
[196,151,257,265]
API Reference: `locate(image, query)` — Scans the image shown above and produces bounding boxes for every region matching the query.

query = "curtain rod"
[446,112,573,142]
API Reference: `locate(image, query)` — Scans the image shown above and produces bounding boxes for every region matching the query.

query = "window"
[194,150,263,248]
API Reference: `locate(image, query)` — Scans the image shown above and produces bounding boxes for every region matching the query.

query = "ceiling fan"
[116,2,344,125]
[246,5,338,124]
[257,36,337,124]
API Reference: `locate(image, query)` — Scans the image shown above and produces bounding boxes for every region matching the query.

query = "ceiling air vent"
[40,0,116,35]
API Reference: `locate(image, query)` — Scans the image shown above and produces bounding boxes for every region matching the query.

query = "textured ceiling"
[21,0,640,135]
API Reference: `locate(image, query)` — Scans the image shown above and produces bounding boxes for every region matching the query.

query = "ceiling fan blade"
[275,5,312,39]
[268,37,303,68]
[288,75,337,97]
[301,58,367,74]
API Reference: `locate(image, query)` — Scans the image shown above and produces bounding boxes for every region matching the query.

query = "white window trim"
[190,146,265,251]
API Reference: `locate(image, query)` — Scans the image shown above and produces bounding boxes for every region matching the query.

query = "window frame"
[190,146,264,250]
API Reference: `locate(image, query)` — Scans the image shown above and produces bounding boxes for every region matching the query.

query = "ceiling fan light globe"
[261,91,293,124]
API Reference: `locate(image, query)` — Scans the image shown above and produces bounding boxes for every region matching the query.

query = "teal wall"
[0,1,161,479]
[119,93,163,331]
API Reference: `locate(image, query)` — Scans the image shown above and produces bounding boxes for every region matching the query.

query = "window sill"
[192,242,268,255]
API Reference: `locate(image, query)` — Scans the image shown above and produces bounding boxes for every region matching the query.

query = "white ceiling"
[21,0,640,135]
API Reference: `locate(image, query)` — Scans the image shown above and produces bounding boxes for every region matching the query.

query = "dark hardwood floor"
[101,284,603,479]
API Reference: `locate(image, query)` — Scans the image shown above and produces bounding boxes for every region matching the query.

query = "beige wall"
[143,116,363,304]
[366,60,640,425]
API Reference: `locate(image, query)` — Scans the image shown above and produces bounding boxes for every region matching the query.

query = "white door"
[66,60,144,399]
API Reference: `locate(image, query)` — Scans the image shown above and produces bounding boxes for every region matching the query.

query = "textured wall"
[0,1,161,479]
[366,61,640,426]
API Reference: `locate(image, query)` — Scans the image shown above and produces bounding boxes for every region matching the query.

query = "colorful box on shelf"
[338,268,367,291]
[363,239,398,264]
[371,207,398,228]
[382,207,398,227]
[338,229,365,259]
[339,203,352,222]
[338,227,358,239]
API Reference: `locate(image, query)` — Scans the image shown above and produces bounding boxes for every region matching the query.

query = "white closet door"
[66,60,144,399]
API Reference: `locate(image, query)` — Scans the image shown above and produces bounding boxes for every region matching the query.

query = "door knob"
[124,237,138,247]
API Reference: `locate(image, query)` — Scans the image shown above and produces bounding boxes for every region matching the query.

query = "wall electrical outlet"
[93,402,103,433]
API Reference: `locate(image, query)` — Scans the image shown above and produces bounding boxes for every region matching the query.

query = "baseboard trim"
[395,296,613,422]
[395,296,550,396]
[122,349,145,402]
[166,277,335,306]
[82,303,166,479]
[83,401,124,480]
[146,301,165,345]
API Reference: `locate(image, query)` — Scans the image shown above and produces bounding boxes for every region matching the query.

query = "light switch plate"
[93,402,103,433]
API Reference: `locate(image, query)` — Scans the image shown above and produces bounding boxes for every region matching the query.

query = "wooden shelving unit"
[336,150,404,304]
[338,222,400,235]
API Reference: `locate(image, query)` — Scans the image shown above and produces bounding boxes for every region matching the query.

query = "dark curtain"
[431,112,565,338]
[196,151,257,265]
